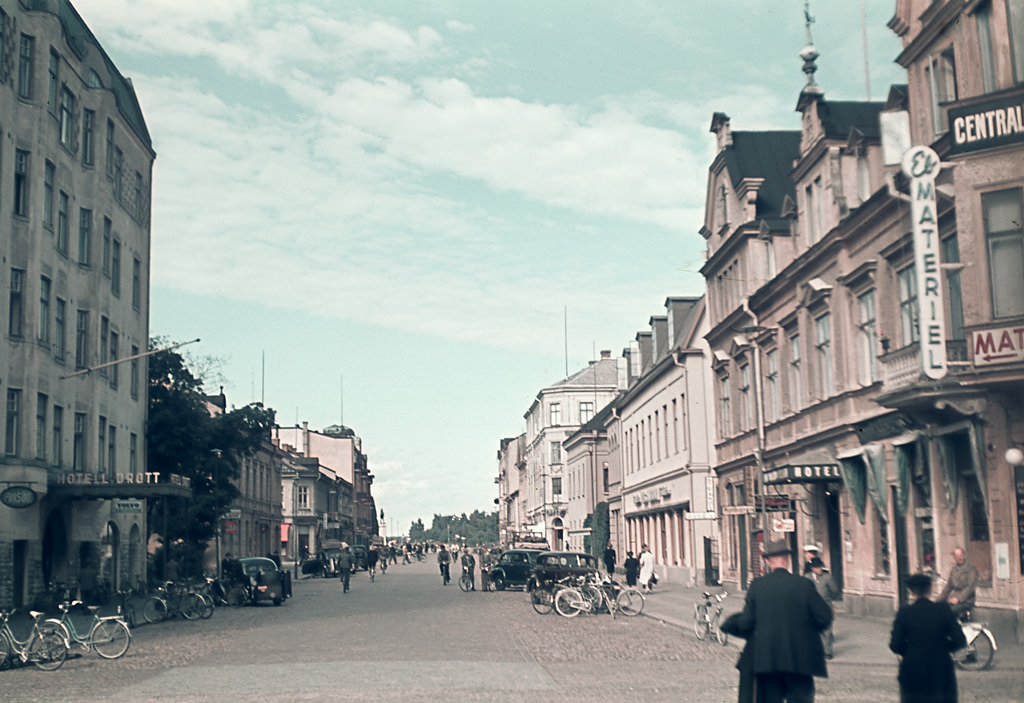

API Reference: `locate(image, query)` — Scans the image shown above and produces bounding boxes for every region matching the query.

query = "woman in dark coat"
[623,551,640,586]
[889,573,967,703]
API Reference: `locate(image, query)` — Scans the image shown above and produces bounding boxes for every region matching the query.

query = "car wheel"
[491,573,506,591]
[273,597,282,606]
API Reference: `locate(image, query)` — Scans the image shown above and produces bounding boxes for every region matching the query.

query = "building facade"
[495,434,527,547]
[1,0,162,607]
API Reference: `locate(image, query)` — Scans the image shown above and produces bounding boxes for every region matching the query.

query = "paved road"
[0,559,1019,702]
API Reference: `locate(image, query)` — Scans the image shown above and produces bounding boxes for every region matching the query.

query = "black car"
[527,551,600,591]
[238,556,290,605]
[350,544,369,571]
[487,549,544,590]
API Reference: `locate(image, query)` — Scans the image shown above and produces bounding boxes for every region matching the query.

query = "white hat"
[803,543,821,553]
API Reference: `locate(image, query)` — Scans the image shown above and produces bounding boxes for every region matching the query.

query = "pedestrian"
[936,547,979,619]
[805,556,841,658]
[461,549,476,591]
[889,573,966,703]
[623,551,640,586]
[638,544,655,592]
[336,545,354,593]
[802,543,821,576]
[733,539,833,703]
[603,542,617,577]
[437,544,451,585]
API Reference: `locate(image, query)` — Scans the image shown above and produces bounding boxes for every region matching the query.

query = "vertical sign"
[901,146,948,379]
[1015,466,1024,576]
[706,474,715,512]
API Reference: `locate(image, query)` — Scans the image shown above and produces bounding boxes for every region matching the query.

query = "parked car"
[527,551,600,591]
[350,544,369,571]
[238,556,289,605]
[487,549,544,590]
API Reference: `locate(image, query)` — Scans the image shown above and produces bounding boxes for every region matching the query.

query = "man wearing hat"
[805,557,840,658]
[802,543,822,575]
[735,539,833,703]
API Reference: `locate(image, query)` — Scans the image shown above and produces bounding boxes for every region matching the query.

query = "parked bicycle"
[693,590,729,645]
[553,574,645,618]
[952,610,997,671]
[45,602,131,660]
[142,581,204,623]
[0,609,68,671]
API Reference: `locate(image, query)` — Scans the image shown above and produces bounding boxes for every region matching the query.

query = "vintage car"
[487,549,544,590]
[350,544,369,571]
[238,556,290,605]
[527,551,600,591]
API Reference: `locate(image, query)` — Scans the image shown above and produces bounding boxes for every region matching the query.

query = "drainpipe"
[741,298,768,538]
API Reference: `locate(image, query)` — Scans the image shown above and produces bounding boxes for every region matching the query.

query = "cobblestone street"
[0,561,1020,702]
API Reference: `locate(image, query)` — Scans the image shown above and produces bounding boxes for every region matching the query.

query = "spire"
[797,0,824,111]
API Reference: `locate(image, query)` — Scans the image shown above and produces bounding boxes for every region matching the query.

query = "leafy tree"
[405,510,498,545]
[147,339,275,579]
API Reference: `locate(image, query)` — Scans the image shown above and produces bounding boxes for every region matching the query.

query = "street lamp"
[738,324,770,565]
[211,449,224,576]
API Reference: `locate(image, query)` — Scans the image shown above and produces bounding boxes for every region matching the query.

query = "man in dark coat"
[889,573,966,703]
[336,545,354,593]
[603,543,617,577]
[734,539,833,703]
[623,551,640,586]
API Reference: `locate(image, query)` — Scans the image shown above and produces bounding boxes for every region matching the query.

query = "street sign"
[685,511,717,520]
[772,518,795,532]
[224,520,237,534]
[755,495,794,513]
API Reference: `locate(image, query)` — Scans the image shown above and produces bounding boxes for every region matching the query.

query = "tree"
[147,339,275,579]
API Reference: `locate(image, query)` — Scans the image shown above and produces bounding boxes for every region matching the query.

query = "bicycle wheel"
[180,593,203,620]
[91,619,131,659]
[142,597,167,624]
[694,604,709,640]
[0,631,13,670]
[530,588,553,615]
[197,594,214,619]
[953,630,995,671]
[226,585,247,607]
[458,573,472,592]
[579,584,603,612]
[713,615,729,646]
[616,588,645,616]
[554,588,583,618]
[28,629,67,671]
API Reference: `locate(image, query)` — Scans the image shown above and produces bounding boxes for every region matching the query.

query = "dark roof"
[722,131,801,221]
[552,358,619,388]
[816,100,885,140]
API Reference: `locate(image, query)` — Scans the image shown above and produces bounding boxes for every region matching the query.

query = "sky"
[72,0,908,537]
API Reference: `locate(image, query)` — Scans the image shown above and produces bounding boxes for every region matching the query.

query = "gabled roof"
[816,100,885,141]
[551,358,619,389]
[722,131,801,222]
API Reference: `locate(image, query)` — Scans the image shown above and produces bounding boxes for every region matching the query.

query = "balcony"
[879,340,969,393]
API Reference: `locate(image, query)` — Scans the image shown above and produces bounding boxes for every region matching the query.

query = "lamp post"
[211,449,224,577]
[739,324,770,576]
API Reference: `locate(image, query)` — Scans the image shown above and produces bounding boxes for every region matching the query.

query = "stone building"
[0,0,165,607]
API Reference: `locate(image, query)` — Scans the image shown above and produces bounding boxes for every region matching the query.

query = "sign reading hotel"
[901,145,948,380]
[972,324,1024,366]
[56,471,191,488]
[948,95,1024,154]
[763,463,841,485]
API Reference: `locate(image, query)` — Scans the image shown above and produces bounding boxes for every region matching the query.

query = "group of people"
[716,541,977,703]
[603,543,656,591]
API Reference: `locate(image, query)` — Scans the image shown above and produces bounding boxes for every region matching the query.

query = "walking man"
[337,545,354,593]
[805,556,841,658]
[603,542,617,577]
[734,539,833,703]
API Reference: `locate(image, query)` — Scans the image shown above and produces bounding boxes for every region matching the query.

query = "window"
[551,477,562,496]
[78,209,92,265]
[5,389,21,456]
[109,332,118,388]
[982,188,1024,318]
[59,86,74,147]
[113,148,123,201]
[1007,0,1024,83]
[296,485,309,509]
[549,403,561,427]
[815,313,833,398]
[579,401,594,424]
[738,364,751,431]
[717,375,731,439]
[35,393,46,460]
[550,441,561,463]
[874,503,891,576]
[943,235,965,340]
[52,405,62,467]
[98,417,106,477]
[130,344,140,399]
[17,35,33,99]
[132,257,141,309]
[57,192,69,253]
[14,150,29,217]
[134,171,143,219]
[857,291,878,385]
[105,119,114,177]
[102,218,111,275]
[926,47,957,136]
[898,266,919,345]
[764,348,779,423]
[8,268,24,337]
[73,412,85,471]
[82,110,95,166]
[856,149,871,203]
[43,160,54,228]
[789,334,803,410]
[38,275,50,344]
[75,309,89,369]
[805,177,824,244]
[107,425,116,475]
[47,48,58,112]
[54,298,66,361]
[129,433,137,472]
[111,239,121,296]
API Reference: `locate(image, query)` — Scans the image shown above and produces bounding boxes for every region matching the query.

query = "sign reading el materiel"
[972,324,1024,366]
[948,94,1024,154]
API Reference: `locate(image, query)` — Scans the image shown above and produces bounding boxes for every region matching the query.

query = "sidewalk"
[639,579,1024,670]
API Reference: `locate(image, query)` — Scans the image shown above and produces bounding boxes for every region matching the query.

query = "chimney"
[600,350,611,359]
[710,112,733,153]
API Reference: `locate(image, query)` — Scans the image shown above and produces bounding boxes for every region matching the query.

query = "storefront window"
[873,503,891,576]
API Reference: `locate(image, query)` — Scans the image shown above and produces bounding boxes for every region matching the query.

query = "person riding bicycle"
[367,545,380,582]
[437,544,451,585]
[461,550,476,591]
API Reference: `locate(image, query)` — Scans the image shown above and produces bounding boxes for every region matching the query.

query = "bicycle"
[952,611,997,671]
[553,575,645,618]
[0,609,68,671]
[439,561,451,586]
[693,590,729,645]
[527,575,572,615]
[45,602,131,659]
[142,581,204,623]
[458,569,475,592]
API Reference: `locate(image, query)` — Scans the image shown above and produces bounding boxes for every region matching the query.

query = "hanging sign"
[901,145,947,380]
[1,485,37,509]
